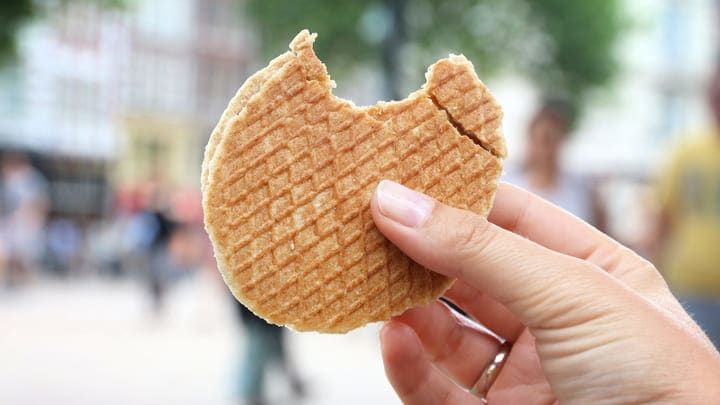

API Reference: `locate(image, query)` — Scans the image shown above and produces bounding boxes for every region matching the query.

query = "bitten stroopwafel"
[203,30,506,333]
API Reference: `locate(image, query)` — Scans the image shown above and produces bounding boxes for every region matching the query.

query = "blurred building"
[566,0,718,178]
[495,0,718,179]
[485,0,720,247]
[0,4,122,160]
[119,0,252,190]
[1,0,716,222]
[0,3,122,218]
[0,0,254,218]
[577,0,718,245]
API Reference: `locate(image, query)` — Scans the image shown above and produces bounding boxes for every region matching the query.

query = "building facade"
[567,0,719,177]
[0,0,254,216]
[118,0,252,190]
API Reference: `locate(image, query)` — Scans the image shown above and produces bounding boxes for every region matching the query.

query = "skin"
[371,180,720,404]
[524,110,606,232]
[524,112,565,191]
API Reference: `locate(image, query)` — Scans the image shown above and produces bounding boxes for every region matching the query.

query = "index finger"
[489,182,662,292]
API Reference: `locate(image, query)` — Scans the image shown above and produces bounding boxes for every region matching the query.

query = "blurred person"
[0,152,49,287]
[165,187,209,272]
[371,180,720,403]
[166,223,206,268]
[130,202,176,313]
[115,181,175,312]
[504,100,605,229]
[235,300,305,405]
[45,218,83,276]
[86,218,126,278]
[89,187,148,278]
[655,63,720,348]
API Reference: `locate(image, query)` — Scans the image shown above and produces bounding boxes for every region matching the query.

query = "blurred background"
[0,0,719,404]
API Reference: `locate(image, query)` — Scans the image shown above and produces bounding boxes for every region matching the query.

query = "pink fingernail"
[376,180,434,228]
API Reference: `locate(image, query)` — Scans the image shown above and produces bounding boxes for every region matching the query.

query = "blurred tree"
[247,0,624,117]
[0,1,35,66]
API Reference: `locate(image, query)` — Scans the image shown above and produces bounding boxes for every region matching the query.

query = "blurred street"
[0,275,398,405]
[1,0,720,402]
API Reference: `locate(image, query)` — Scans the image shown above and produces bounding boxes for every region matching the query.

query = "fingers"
[486,329,555,403]
[490,183,667,294]
[394,301,503,388]
[371,180,627,328]
[380,321,484,405]
[489,182,684,318]
[444,281,525,342]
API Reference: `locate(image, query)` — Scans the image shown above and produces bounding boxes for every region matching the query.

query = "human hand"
[370,180,720,404]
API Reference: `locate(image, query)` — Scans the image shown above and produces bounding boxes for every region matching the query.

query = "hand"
[370,180,720,404]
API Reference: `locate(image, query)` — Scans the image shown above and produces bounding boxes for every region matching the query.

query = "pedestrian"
[0,152,49,287]
[235,300,305,405]
[504,100,605,229]
[654,61,720,349]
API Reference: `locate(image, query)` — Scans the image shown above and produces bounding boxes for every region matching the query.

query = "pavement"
[0,273,400,404]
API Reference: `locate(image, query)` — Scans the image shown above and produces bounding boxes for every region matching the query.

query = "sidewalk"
[0,275,399,404]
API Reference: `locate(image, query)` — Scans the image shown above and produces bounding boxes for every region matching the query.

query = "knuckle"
[637,260,670,290]
[615,248,670,291]
[450,214,495,261]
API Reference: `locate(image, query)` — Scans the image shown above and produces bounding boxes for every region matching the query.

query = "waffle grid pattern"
[427,57,506,158]
[205,34,503,333]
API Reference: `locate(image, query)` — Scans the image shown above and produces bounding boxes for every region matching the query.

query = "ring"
[470,340,512,402]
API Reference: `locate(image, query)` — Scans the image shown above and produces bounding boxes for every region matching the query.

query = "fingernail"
[376,180,434,227]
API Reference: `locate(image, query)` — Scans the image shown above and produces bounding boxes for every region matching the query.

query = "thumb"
[370,180,628,329]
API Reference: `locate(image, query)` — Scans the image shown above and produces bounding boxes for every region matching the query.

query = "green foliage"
[526,0,623,118]
[246,0,625,114]
[246,0,377,70]
[0,0,623,114]
[0,1,36,66]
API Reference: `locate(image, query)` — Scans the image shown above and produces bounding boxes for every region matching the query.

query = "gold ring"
[470,340,512,402]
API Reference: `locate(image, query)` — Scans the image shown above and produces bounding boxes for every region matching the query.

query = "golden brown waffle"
[203,30,505,333]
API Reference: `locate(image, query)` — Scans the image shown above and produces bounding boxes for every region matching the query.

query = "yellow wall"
[116,114,205,189]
